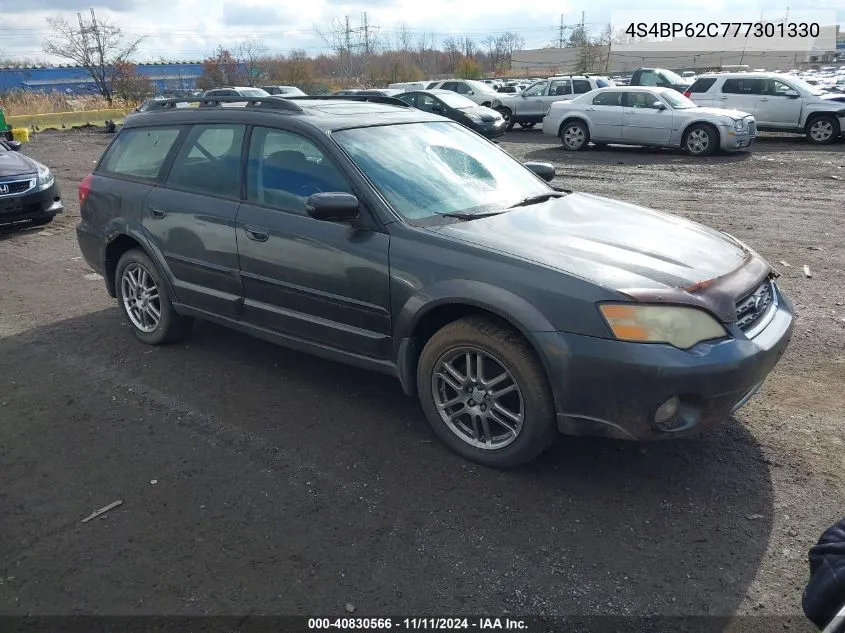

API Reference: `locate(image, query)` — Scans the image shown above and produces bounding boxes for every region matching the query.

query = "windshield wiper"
[438,210,507,220]
[508,192,567,208]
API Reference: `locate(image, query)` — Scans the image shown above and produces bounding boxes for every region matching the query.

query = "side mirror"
[523,161,556,182]
[653,101,667,110]
[784,89,799,98]
[467,90,474,96]
[6,140,22,151]
[306,192,360,222]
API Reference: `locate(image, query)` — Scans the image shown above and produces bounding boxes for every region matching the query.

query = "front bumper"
[474,120,507,138]
[722,127,755,150]
[0,181,63,225]
[538,284,794,440]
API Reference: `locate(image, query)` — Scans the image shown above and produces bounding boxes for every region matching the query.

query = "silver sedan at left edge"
[543,86,756,156]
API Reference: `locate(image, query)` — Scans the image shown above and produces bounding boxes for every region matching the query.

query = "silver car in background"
[542,87,756,156]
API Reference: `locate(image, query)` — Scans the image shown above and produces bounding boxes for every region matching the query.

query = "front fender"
[392,279,563,398]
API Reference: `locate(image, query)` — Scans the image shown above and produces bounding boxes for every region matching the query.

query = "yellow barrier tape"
[7,108,131,132]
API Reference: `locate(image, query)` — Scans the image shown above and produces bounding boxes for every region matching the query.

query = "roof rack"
[285,94,412,108]
[144,96,304,112]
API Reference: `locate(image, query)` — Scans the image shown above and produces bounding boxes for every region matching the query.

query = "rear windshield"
[688,78,717,93]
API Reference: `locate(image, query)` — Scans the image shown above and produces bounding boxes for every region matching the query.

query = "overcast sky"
[0,0,842,63]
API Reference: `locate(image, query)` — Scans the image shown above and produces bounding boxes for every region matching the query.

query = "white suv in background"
[425,80,500,107]
[685,72,845,144]
[491,75,615,131]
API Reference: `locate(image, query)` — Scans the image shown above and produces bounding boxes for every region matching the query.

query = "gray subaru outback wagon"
[76,95,793,468]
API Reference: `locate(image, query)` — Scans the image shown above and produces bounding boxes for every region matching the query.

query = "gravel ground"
[0,128,843,628]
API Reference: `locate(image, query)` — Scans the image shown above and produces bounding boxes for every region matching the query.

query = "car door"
[584,91,623,141]
[716,78,763,117]
[543,79,573,110]
[621,91,672,144]
[143,123,245,316]
[519,81,550,118]
[235,126,392,359]
[756,78,803,128]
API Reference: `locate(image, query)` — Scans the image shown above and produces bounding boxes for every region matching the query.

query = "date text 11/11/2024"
[308,618,528,630]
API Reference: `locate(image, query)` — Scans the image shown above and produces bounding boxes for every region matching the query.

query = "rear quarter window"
[573,80,592,93]
[688,78,717,93]
[721,78,764,94]
[98,127,182,181]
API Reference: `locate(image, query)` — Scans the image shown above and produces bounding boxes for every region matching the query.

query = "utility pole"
[559,14,564,48]
[344,15,351,84]
[580,11,587,73]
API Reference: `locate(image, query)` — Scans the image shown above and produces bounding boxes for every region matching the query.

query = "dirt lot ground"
[0,128,843,628]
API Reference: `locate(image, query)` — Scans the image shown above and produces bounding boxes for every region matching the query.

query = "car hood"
[0,150,37,177]
[691,106,752,120]
[816,92,845,103]
[464,105,502,122]
[428,192,752,292]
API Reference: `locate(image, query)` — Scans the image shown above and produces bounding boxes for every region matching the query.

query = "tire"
[416,316,557,468]
[115,249,193,345]
[519,122,536,129]
[805,115,840,145]
[496,107,515,132]
[560,120,589,151]
[683,123,717,156]
[29,215,54,227]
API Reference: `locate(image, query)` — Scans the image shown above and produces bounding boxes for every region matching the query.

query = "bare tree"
[43,10,145,104]
[461,36,476,59]
[442,37,461,74]
[393,22,412,63]
[235,39,267,86]
[315,16,355,84]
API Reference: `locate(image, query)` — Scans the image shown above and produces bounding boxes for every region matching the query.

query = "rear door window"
[166,124,246,199]
[572,79,592,93]
[721,78,764,94]
[688,78,717,93]
[98,127,182,181]
[592,91,622,106]
[548,80,572,96]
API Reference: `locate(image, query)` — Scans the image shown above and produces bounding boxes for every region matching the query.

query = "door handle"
[718,96,728,100]
[148,205,166,218]
[585,107,596,111]
[758,97,769,101]
[244,226,269,242]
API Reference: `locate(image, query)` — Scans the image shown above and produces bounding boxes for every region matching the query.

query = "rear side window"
[166,124,245,199]
[572,80,592,93]
[592,91,622,106]
[549,80,572,96]
[99,127,181,181]
[721,78,764,94]
[688,78,717,93]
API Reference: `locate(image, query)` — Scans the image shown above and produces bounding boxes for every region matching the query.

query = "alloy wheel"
[686,128,711,154]
[564,125,585,149]
[809,120,834,143]
[121,263,161,333]
[431,346,524,450]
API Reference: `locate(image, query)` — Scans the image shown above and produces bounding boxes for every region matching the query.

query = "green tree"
[455,56,481,79]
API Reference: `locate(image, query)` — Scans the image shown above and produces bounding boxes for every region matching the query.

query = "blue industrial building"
[0,62,204,94]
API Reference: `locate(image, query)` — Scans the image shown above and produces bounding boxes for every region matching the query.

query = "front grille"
[748,120,757,136]
[735,280,774,332]
[0,179,35,195]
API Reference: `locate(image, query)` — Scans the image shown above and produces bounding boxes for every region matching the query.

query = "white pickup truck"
[685,72,845,144]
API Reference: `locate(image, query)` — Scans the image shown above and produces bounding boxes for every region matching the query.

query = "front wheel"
[560,120,589,151]
[496,107,514,132]
[806,115,840,145]
[416,316,557,468]
[684,123,717,156]
[115,249,193,345]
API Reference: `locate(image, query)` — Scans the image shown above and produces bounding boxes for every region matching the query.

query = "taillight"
[683,91,692,98]
[79,174,93,208]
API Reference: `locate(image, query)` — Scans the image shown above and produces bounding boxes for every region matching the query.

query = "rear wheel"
[683,123,717,156]
[806,115,840,145]
[416,316,557,468]
[115,249,193,345]
[560,120,589,151]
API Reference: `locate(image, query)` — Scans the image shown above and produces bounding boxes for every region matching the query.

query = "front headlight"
[732,119,744,131]
[465,112,483,123]
[598,303,726,349]
[36,162,54,189]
